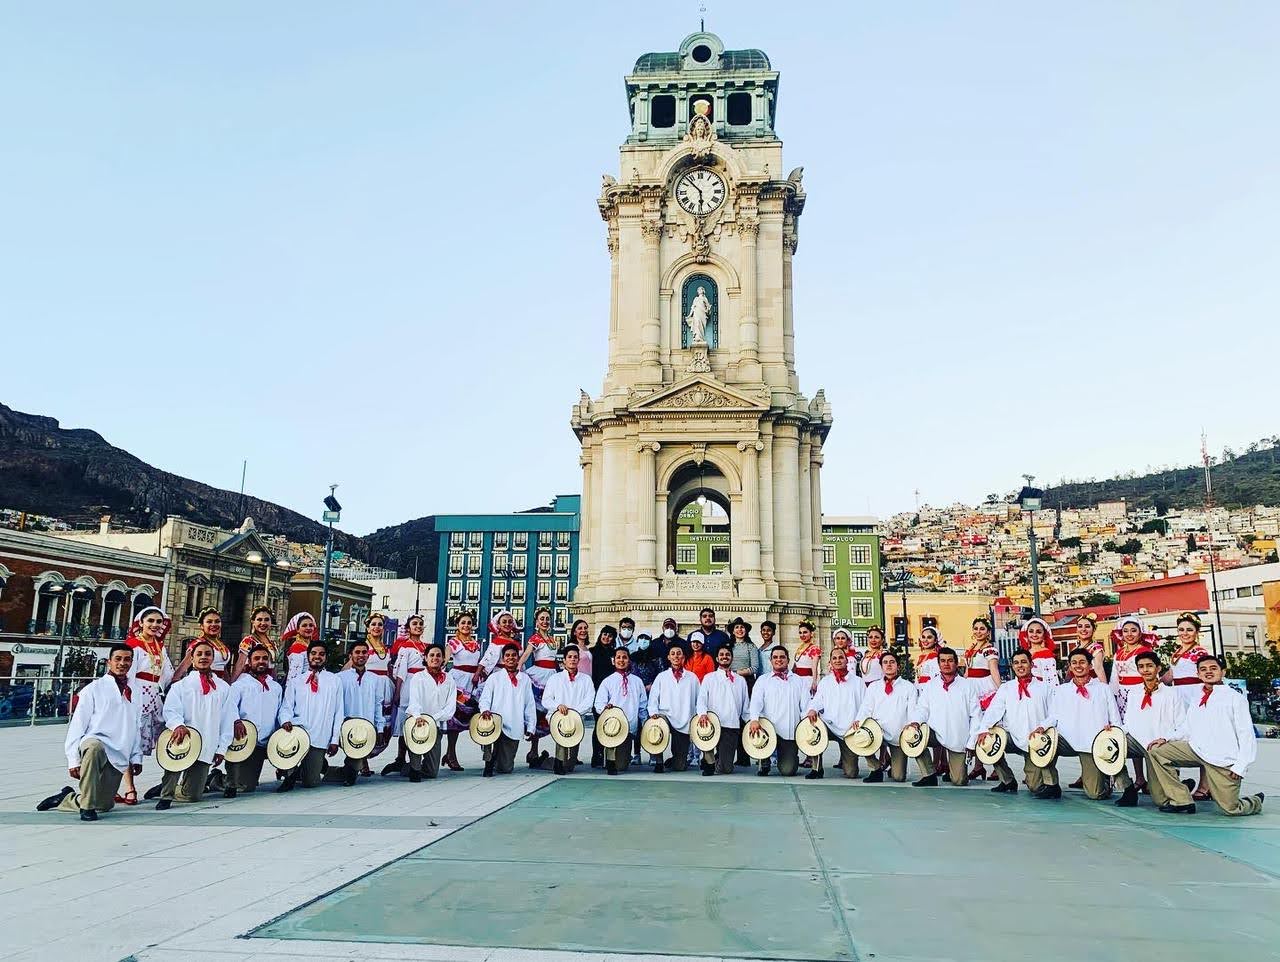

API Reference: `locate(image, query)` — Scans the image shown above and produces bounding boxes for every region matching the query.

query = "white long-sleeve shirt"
[542,669,596,716]
[1122,684,1186,749]
[1185,683,1257,778]
[861,677,917,744]
[1051,678,1121,751]
[808,672,867,738]
[407,669,458,726]
[647,667,701,734]
[696,668,750,729]
[64,675,143,772]
[979,678,1055,751]
[162,672,236,764]
[593,671,649,732]
[749,672,810,738]
[232,672,282,746]
[278,670,344,749]
[339,668,393,730]
[478,668,537,740]
[912,676,981,753]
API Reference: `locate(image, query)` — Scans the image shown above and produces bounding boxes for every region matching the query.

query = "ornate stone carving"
[686,345,712,374]
[641,218,664,241]
[737,215,760,239]
[652,383,738,409]
[682,100,718,159]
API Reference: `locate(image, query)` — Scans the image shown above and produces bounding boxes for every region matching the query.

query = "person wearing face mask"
[659,617,684,651]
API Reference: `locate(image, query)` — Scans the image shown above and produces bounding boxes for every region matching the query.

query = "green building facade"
[673,508,882,645]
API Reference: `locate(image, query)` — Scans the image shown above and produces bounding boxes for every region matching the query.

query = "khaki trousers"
[1148,741,1264,817]
[553,742,582,768]
[916,734,968,784]
[160,760,211,803]
[226,745,268,793]
[992,744,1055,792]
[872,744,910,782]
[57,738,123,813]
[1055,738,1109,799]
[713,728,740,774]
[408,743,442,779]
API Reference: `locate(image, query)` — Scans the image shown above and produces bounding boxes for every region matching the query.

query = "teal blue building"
[433,495,580,644]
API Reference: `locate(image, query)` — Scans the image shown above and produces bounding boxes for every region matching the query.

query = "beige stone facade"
[571,33,835,638]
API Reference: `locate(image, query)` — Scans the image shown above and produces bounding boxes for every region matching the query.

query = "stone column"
[772,421,802,600]
[758,427,776,592]
[738,216,761,380]
[810,439,826,595]
[640,219,663,383]
[737,440,766,598]
[605,226,620,392]
[783,221,798,391]
[577,450,593,599]
[598,424,627,589]
[798,436,814,594]
[633,442,660,597]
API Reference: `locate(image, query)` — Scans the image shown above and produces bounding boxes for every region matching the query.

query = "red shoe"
[114,790,138,806]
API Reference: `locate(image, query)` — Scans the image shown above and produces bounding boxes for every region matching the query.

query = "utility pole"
[1202,432,1225,657]
[320,485,341,643]
[413,551,421,614]
[1019,475,1043,618]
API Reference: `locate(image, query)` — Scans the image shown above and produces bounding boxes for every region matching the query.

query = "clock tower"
[571,32,835,637]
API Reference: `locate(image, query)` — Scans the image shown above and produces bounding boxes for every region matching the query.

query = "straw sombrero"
[403,714,439,755]
[549,709,585,749]
[1027,727,1058,769]
[844,718,884,757]
[794,717,829,757]
[899,722,931,758]
[340,717,378,760]
[156,727,202,773]
[224,720,257,764]
[640,716,671,756]
[469,712,502,746]
[596,706,630,749]
[690,712,721,752]
[742,718,778,760]
[1091,728,1127,777]
[974,726,1009,766]
[267,725,310,771]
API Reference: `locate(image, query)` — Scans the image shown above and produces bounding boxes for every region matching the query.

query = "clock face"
[675,169,726,215]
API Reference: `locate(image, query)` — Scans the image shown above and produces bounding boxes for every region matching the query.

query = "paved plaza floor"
[2,724,1279,962]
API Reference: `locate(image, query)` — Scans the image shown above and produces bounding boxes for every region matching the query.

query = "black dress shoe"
[701,766,714,776]
[342,770,358,787]
[912,774,939,787]
[553,759,565,775]
[760,762,771,776]
[276,774,296,793]
[1115,786,1139,808]
[482,761,494,778]
[37,786,74,812]
[155,799,172,811]
[1032,784,1062,799]
[862,769,884,783]
[79,809,98,822]
[1158,802,1197,814]
[144,784,162,800]
[223,787,237,800]
[804,770,822,780]
[940,771,951,783]
[380,761,402,776]
[654,761,665,774]
[590,755,603,769]
[408,770,422,783]
[606,762,618,776]
[1181,778,1196,792]
[990,780,1017,793]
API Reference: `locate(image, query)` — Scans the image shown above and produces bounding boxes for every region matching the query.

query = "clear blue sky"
[2,2,1276,535]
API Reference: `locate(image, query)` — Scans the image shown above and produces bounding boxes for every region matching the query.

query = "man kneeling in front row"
[38,644,143,821]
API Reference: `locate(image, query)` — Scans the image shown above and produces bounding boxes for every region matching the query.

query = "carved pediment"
[630,376,768,413]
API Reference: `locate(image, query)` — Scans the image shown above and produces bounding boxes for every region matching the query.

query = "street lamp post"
[320,487,342,643]
[1018,477,1044,618]
[52,584,90,678]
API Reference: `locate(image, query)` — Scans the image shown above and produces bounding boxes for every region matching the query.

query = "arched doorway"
[666,461,732,574]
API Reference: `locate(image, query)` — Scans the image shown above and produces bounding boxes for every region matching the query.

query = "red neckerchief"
[723,668,735,682]
[884,678,895,695]
[198,670,216,695]
[506,668,519,687]
[1141,684,1159,709]
[619,670,630,696]
[832,668,848,684]
[112,674,132,701]
[566,669,578,681]
[672,667,684,682]
[307,671,320,693]
[455,636,479,652]
[1017,678,1031,700]
[1200,685,1213,707]
[1074,681,1090,699]
[1031,648,1056,661]
[773,670,789,680]
[254,672,270,691]
[428,668,445,684]
[941,674,955,691]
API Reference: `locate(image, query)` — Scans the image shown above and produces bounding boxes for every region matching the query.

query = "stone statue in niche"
[681,275,718,349]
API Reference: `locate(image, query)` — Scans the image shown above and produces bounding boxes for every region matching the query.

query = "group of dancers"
[39,603,1263,820]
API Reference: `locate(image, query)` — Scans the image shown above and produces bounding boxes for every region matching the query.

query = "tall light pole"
[320,486,342,643]
[52,584,91,677]
[1018,476,1044,618]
